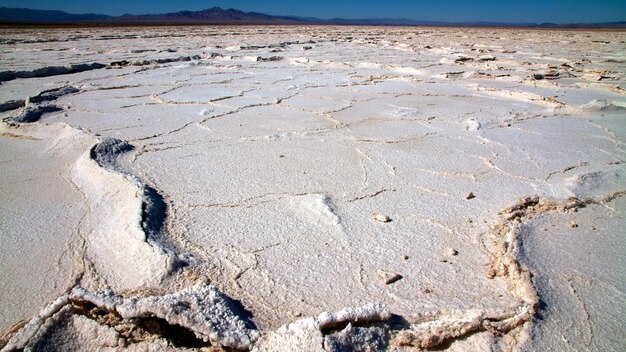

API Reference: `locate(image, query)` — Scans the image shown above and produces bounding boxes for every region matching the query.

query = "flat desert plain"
[0,26,624,351]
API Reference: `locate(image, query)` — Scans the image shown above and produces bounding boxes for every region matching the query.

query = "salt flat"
[0,26,624,351]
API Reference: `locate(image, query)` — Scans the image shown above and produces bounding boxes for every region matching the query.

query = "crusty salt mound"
[2,285,259,351]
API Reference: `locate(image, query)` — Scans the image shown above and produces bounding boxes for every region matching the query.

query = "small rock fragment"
[377,270,403,285]
[402,255,409,260]
[532,73,544,80]
[257,56,284,62]
[464,192,475,200]
[455,55,474,63]
[445,247,458,256]
[118,338,127,348]
[544,70,560,79]
[111,60,130,67]
[371,213,391,223]
[438,258,448,263]
[567,221,578,228]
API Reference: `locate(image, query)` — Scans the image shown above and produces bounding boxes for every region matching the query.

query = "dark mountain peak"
[112,6,299,23]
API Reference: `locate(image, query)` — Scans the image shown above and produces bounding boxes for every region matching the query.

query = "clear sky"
[2,0,625,23]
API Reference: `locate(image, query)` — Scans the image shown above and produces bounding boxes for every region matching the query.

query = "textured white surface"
[0,123,92,331]
[0,26,624,350]
[518,200,626,351]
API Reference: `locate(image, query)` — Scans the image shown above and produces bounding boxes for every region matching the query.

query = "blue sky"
[2,0,625,23]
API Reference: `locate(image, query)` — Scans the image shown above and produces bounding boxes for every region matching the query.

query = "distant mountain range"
[1,7,625,28]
